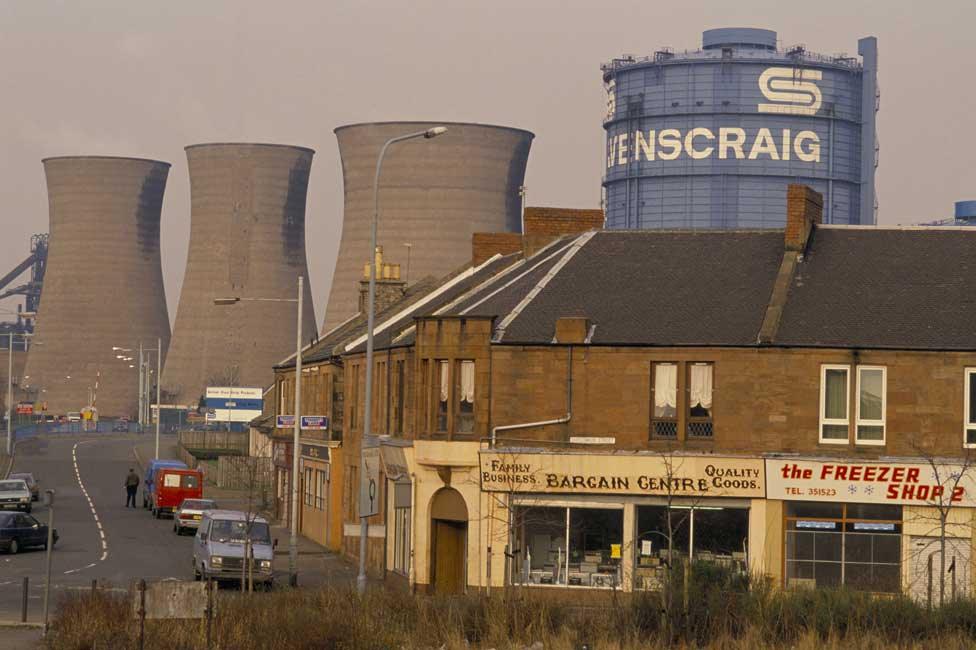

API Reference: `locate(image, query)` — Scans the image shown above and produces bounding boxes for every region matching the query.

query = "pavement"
[0,433,360,649]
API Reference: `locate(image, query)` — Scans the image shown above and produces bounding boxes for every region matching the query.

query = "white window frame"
[965,369,976,449]
[855,366,886,446]
[819,364,850,444]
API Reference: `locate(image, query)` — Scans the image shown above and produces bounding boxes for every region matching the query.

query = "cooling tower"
[23,156,171,417]
[161,143,317,404]
[321,121,534,333]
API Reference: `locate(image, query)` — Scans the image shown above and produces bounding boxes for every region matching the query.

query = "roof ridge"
[493,231,598,343]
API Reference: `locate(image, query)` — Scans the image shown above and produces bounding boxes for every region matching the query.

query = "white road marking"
[63,440,110,573]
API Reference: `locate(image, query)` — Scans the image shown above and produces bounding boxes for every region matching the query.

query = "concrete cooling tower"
[161,143,317,404]
[321,121,534,333]
[23,156,171,417]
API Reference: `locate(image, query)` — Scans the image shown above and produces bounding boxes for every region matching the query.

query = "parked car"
[0,511,57,554]
[7,473,38,501]
[151,468,204,519]
[173,498,218,535]
[0,480,32,512]
[192,510,275,587]
[112,419,129,432]
[142,459,188,508]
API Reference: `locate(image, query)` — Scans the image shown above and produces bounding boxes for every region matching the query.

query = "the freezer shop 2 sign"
[766,459,976,507]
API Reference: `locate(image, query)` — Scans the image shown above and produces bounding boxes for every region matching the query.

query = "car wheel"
[193,561,201,581]
[8,539,18,555]
[24,505,31,514]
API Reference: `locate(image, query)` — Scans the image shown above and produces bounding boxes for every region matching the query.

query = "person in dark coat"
[124,468,140,507]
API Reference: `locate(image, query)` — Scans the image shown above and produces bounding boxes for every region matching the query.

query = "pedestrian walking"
[124,468,140,508]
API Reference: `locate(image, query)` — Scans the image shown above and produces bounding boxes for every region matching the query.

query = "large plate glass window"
[785,502,901,593]
[856,366,886,445]
[512,505,623,588]
[820,365,850,443]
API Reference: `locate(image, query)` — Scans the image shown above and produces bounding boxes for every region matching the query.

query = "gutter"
[490,347,573,448]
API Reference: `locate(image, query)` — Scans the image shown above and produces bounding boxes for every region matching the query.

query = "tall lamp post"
[6,333,35,456]
[215,275,304,586]
[357,126,447,594]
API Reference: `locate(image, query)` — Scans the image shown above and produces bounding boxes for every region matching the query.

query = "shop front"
[766,458,976,598]
[299,440,333,548]
[480,451,766,592]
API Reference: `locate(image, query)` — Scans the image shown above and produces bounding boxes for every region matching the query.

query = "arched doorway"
[430,487,468,594]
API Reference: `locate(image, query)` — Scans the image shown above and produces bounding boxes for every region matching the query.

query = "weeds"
[46,565,976,649]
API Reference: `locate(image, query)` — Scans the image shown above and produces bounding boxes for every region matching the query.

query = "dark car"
[8,473,39,501]
[0,511,57,554]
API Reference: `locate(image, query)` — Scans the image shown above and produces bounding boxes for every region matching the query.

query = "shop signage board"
[479,452,764,498]
[360,446,381,517]
[276,415,296,428]
[301,415,329,430]
[300,442,329,461]
[204,387,263,422]
[765,458,976,508]
[15,402,33,415]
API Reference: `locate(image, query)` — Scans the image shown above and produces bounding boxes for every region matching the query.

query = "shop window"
[965,369,976,448]
[856,366,886,445]
[303,467,314,507]
[785,502,901,593]
[314,469,326,510]
[634,505,747,591]
[435,360,449,433]
[687,363,713,438]
[513,506,623,588]
[393,482,411,576]
[651,363,678,438]
[820,365,850,443]
[456,360,475,434]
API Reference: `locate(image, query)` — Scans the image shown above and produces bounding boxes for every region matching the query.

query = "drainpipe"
[490,347,573,448]
[408,471,417,592]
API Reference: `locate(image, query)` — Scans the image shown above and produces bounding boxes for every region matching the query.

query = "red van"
[152,468,203,519]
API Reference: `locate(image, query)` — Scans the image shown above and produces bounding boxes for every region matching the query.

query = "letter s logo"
[757,67,822,116]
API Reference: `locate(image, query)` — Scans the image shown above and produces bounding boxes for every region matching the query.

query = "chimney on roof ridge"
[472,207,605,266]
[785,184,823,252]
[359,246,406,315]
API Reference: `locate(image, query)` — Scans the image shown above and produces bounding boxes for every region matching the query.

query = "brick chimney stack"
[785,184,824,252]
[472,206,604,265]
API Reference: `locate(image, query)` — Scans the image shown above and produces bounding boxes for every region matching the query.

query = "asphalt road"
[0,434,195,623]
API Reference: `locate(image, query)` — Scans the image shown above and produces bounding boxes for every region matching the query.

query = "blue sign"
[301,416,329,430]
[276,415,296,428]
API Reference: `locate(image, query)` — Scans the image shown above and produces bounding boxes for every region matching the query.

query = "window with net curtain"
[821,366,849,441]
[652,363,678,438]
[689,364,713,418]
[456,360,475,434]
[436,360,449,432]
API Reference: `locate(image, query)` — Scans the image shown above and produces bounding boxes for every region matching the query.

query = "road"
[0,434,194,624]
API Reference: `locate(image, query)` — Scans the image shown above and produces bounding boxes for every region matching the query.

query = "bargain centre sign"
[766,459,976,508]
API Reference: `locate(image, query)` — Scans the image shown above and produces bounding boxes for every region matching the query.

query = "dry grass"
[45,569,976,650]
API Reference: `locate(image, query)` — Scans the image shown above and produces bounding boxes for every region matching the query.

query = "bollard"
[138,579,146,650]
[21,576,28,622]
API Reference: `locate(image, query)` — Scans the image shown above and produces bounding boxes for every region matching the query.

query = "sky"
[0,0,973,323]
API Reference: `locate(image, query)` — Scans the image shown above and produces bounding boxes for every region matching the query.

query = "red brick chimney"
[472,206,604,265]
[785,184,823,252]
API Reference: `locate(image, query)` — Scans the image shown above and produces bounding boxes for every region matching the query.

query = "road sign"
[133,580,207,620]
[359,446,381,517]
[15,402,33,415]
[204,387,263,422]
[301,415,329,430]
[276,414,296,428]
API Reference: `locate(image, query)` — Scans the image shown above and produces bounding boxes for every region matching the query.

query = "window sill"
[818,439,850,445]
[854,440,886,447]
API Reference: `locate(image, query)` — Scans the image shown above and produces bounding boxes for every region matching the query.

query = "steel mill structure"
[161,143,317,405]
[602,28,879,229]
[321,121,534,333]
[23,156,171,417]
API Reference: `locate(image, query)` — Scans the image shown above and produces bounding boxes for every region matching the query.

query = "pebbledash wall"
[602,28,879,229]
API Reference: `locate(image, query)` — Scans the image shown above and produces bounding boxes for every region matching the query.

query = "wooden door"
[432,520,466,594]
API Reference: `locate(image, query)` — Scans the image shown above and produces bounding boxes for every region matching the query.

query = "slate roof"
[775,227,976,350]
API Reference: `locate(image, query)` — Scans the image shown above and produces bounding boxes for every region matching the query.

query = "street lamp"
[6,332,35,455]
[358,126,447,594]
[214,275,304,586]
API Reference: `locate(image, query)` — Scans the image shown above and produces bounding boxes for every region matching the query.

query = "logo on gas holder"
[757,67,823,116]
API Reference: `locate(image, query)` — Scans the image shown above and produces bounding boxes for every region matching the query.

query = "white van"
[192,510,275,587]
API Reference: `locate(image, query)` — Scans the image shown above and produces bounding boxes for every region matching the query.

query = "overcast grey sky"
[1,0,973,322]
